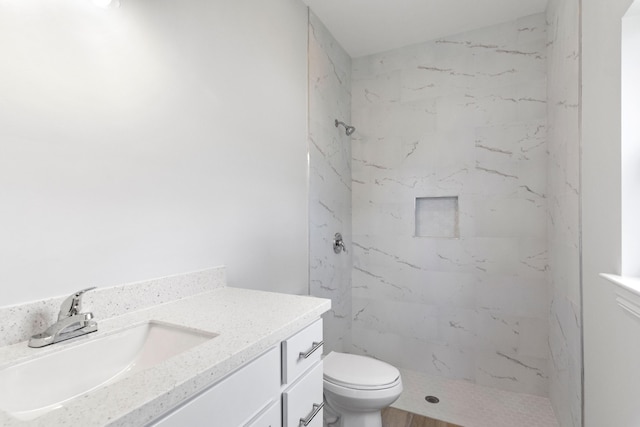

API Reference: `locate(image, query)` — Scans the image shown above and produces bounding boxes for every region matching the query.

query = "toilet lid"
[323,352,400,389]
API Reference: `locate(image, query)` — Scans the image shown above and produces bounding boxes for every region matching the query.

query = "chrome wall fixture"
[335,119,356,136]
[333,233,347,254]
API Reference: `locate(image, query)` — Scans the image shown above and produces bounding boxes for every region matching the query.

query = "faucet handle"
[333,233,347,254]
[58,287,97,320]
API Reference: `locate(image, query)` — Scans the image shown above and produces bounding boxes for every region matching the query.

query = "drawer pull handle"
[299,341,323,359]
[300,402,324,426]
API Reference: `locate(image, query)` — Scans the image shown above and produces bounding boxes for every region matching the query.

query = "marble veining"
[308,11,353,353]
[0,267,226,347]
[350,13,550,396]
[546,0,582,425]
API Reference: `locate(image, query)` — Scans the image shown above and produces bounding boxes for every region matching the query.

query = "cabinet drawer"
[246,399,281,427]
[281,319,323,385]
[282,362,323,427]
[150,346,280,427]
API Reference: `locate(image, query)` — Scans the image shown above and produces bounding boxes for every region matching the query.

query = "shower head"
[335,119,356,136]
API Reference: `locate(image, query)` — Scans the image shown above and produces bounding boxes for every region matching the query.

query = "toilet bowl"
[323,352,402,427]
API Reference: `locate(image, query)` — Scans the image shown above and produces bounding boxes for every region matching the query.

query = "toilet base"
[323,398,383,427]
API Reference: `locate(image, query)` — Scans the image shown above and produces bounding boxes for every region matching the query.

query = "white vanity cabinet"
[149,346,281,427]
[149,319,324,427]
[282,362,323,427]
[281,319,324,427]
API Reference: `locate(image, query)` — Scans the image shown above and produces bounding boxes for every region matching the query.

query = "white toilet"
[323,352,403,427]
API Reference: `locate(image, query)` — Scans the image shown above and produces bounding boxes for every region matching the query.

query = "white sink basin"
[0,321,217,421]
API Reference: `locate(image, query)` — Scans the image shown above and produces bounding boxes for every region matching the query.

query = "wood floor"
[381,407,463,427]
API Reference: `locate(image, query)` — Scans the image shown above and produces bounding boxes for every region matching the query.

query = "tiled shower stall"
[350,13,548,395]
[309,3,580,426]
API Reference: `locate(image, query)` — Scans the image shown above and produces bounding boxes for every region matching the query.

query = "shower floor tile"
[392,368,559,427]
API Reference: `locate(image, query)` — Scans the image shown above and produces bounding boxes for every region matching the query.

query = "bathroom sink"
[0,321,217,421]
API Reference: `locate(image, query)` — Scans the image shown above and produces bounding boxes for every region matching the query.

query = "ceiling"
[302,0,549,58]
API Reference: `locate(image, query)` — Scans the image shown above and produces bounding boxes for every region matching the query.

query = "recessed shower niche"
[414,196,459,238]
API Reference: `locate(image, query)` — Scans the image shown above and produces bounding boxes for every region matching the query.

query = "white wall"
[581,0,635,425]
[0,0,309,306]
[350,14,550,396]
[621,8,640,277]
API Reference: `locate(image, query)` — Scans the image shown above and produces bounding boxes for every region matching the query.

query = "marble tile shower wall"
[308,12,353,352]
[350,14,549,396]
[546,0,581,425]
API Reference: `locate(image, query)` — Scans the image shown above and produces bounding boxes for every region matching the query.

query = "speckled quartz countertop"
[0,286,330,426]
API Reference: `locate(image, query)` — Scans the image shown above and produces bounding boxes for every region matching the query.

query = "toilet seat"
[323,352,400,390]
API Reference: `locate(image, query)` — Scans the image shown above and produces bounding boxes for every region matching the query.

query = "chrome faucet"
[28,287,98,348]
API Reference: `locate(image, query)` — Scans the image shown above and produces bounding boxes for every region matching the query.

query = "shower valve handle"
[333,233,347,254]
